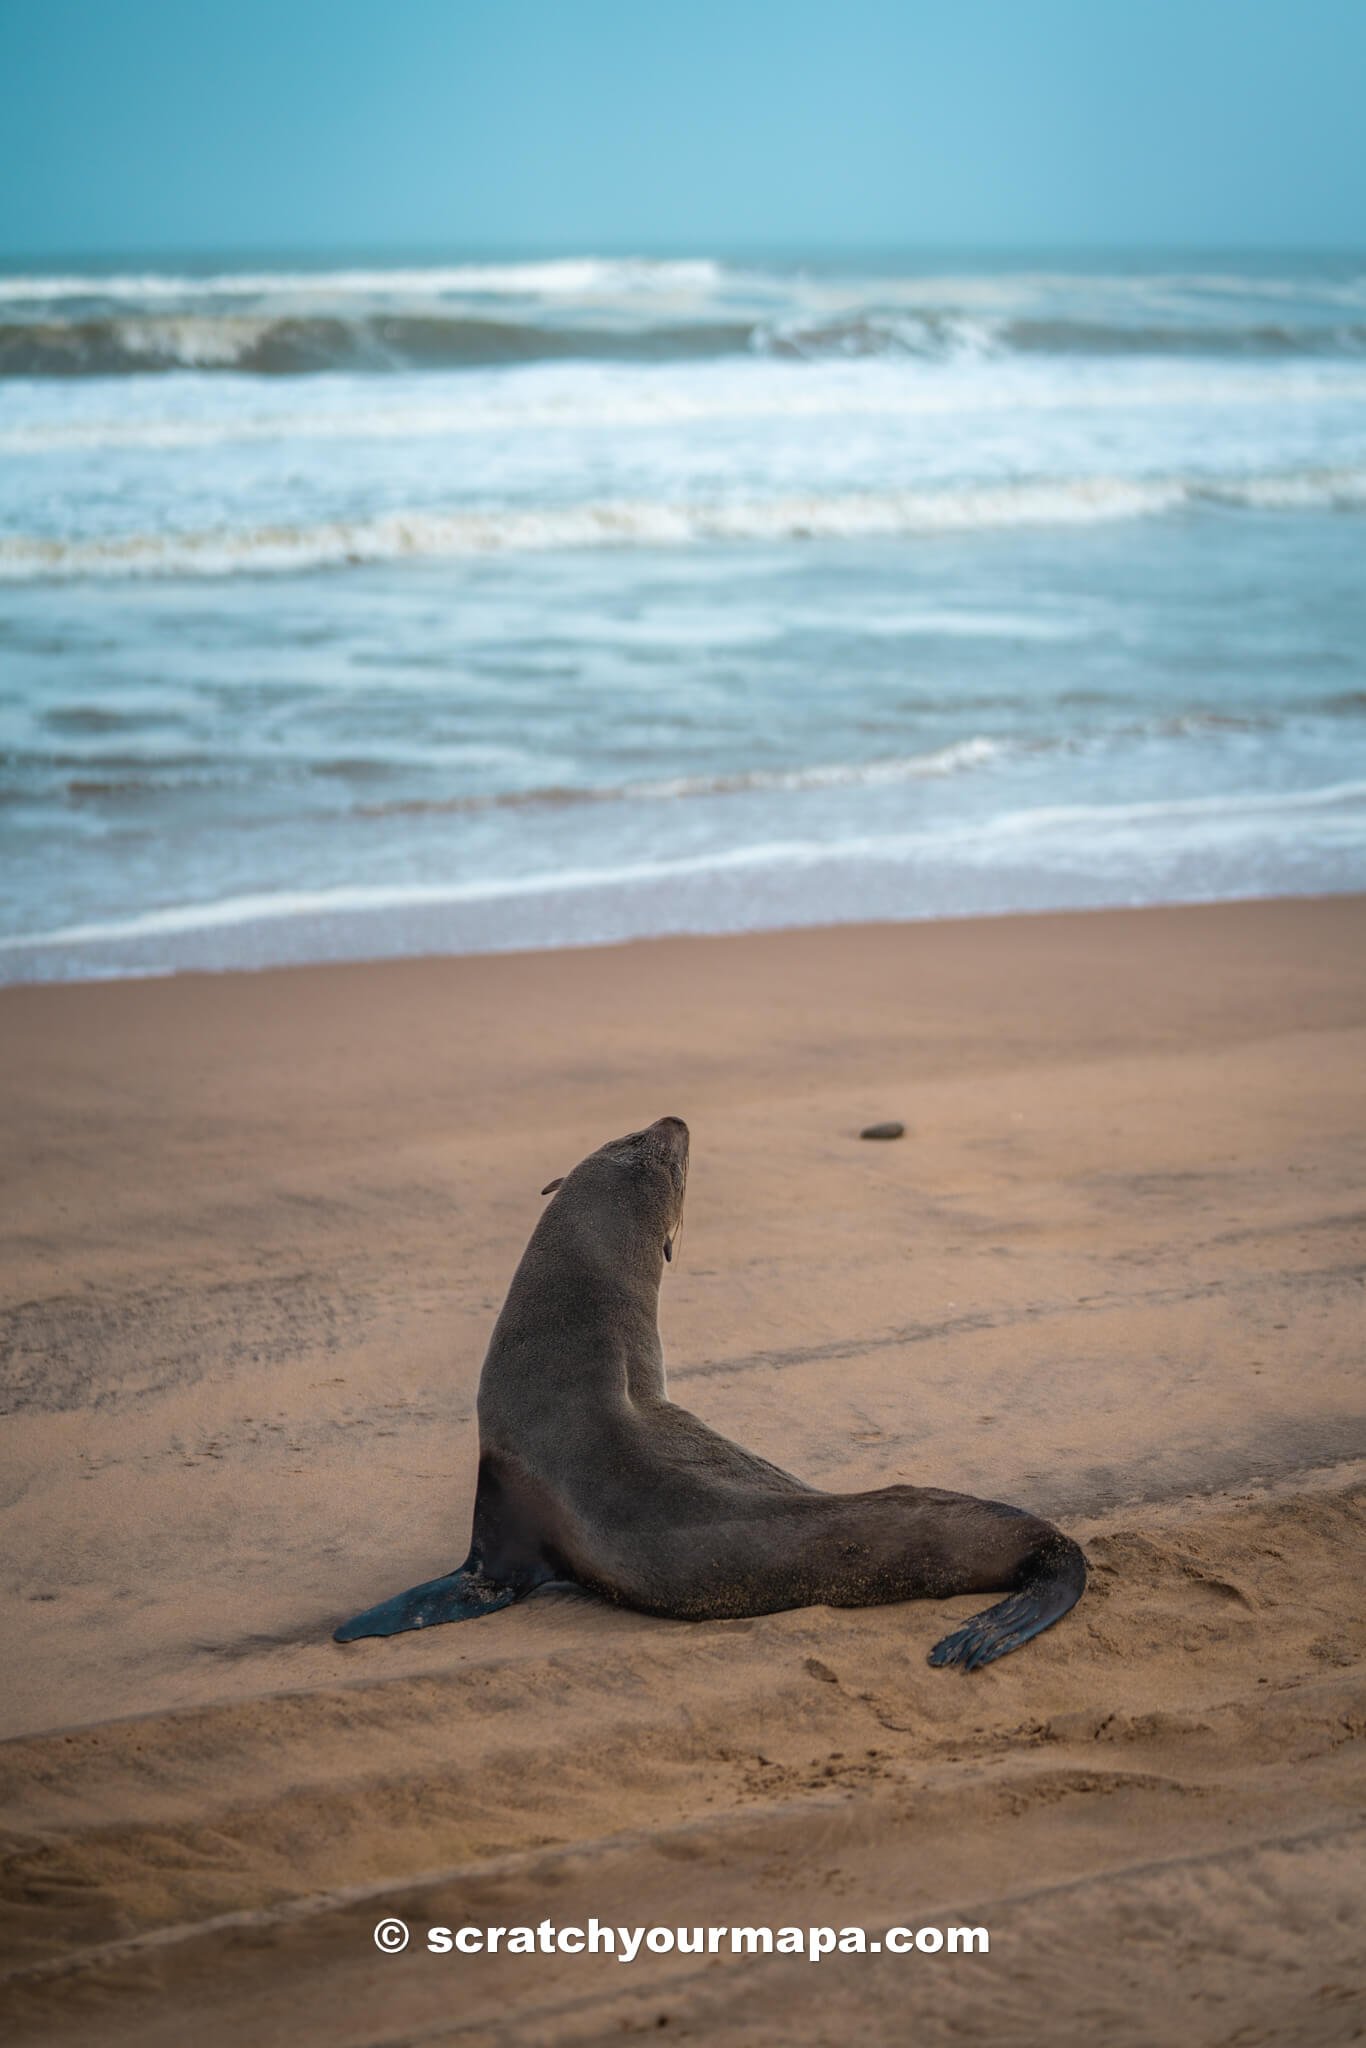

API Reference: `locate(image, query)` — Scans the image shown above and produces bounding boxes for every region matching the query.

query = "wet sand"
[2,896,1364,2045]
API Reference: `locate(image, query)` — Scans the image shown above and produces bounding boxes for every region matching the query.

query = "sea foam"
[9,779,1363,955]
[2,469,1361,582]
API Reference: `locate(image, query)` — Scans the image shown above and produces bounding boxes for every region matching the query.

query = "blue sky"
[2,0,1363,258]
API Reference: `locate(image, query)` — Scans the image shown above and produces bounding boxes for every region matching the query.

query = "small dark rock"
[859,1120,905,1141]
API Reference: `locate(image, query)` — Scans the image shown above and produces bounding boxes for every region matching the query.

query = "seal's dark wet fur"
[335,1117,1086,1669]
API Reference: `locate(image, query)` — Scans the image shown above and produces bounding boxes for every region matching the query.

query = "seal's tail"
[927,1530,1087,1672]
[333,1564,519,1643]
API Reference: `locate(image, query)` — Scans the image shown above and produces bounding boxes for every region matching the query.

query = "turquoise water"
[1,252,1364,978]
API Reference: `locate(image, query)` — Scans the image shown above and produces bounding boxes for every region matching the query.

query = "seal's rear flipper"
[927,1533,1087,1672]
[333,1566,522,1643]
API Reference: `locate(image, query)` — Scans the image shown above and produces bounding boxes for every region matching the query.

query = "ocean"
[2,250,1364,981]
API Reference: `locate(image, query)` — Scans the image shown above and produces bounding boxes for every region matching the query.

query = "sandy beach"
[2,896,1364,2045]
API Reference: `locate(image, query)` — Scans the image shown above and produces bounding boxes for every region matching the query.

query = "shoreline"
[6,868,1366,988]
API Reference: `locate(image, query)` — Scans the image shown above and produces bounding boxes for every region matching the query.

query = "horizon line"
[2,238,1365,271]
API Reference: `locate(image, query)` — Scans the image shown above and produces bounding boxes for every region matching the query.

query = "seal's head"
[542,1115,689,1265]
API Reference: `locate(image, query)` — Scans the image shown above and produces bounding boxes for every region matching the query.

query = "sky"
[2,0,1364,260]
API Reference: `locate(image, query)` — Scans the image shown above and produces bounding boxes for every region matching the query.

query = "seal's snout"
[649,1115,690,1175]
[646,1119,689,1266]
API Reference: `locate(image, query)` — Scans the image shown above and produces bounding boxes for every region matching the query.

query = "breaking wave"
[0,313,760,378]
[2,257,1364,377]
[754,313,1366,363]
[5,307,1365,377]
[3,468,1362,582]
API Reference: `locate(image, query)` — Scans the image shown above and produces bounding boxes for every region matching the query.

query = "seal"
[334,1116,1086,1669]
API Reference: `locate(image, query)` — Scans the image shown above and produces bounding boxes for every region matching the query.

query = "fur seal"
[335,1116,1086,1669]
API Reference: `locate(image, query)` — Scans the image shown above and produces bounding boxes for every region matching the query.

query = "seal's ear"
[541,1177,564,1197]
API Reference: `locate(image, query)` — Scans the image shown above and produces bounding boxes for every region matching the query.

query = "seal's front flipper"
[333,1565,521,1643]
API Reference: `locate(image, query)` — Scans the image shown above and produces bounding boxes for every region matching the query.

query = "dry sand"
[1,897,1364,2046]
